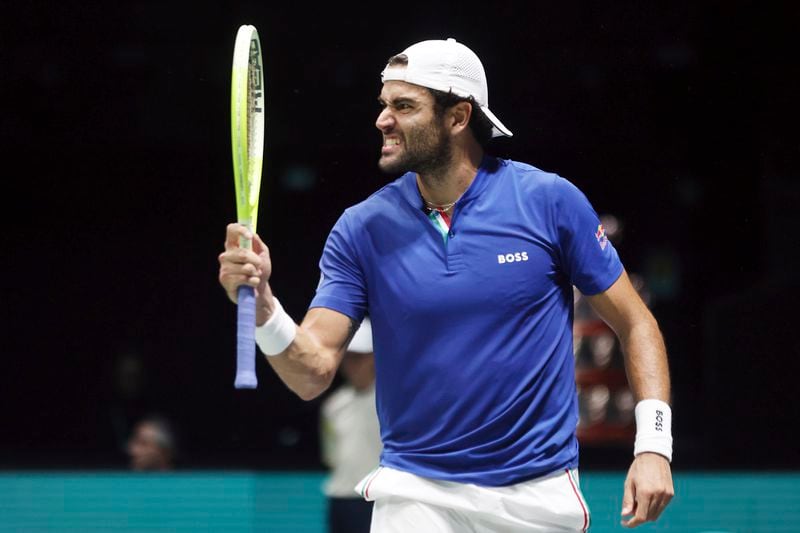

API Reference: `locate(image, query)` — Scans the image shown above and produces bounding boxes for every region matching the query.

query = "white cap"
[347,318,373,354]
[381,38,513,138]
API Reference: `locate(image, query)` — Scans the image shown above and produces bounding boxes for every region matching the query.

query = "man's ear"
[448,101,473,133]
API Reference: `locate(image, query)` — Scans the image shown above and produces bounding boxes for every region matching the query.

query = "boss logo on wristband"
[634,399,673,462]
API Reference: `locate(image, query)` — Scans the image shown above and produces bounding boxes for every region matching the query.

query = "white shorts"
[354,466,590,532]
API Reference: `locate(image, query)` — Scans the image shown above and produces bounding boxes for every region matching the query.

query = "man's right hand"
[218,223,274,325]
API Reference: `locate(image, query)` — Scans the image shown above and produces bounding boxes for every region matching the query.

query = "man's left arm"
[586,270,675,528]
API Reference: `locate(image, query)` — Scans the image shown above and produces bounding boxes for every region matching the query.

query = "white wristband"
[633,399,673,462]
[254,297,297,356]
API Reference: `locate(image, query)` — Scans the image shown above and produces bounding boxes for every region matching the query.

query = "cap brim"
[482,106,513,138]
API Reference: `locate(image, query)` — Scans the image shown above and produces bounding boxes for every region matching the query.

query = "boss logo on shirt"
[497,252,529,264]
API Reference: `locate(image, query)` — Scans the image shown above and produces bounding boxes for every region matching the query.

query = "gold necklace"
[423,197,457,212]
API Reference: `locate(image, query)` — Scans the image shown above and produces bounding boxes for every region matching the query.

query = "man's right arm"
[218,223,355,400]
[263,307,357,400]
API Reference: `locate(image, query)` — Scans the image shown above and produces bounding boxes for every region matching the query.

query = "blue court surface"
[1,471,798,532]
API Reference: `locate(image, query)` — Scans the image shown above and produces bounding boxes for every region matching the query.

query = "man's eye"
[377,100,413,111]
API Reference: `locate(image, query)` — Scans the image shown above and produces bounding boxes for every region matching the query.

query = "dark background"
[2,1,798,471]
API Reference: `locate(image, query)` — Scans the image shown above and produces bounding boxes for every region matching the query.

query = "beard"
[378,118,453,178]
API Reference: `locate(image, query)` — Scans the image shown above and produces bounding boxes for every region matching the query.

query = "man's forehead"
[379,80,431,102]
[137,424,160,438]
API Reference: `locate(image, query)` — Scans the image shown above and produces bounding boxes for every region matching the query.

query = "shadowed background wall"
[1,1,797,471]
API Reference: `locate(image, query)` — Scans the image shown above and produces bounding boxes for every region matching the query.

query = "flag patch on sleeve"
[595,224,608,250]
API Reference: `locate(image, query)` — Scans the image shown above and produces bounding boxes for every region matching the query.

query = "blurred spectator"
[127,414,177,472]
[320,318,382,533]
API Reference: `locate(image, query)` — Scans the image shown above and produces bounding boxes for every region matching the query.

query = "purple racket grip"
[235,285,258,389]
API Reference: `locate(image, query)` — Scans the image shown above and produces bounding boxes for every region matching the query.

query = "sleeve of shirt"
[309,210,368,322]
[551,176,624,295]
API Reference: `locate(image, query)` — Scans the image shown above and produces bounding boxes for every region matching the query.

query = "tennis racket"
[231,24,265,389]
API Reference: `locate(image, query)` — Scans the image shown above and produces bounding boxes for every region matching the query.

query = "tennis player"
[218,38,673,531]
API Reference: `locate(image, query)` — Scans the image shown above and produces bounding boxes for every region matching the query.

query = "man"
[320,317,382,533]
[127,415,176,472]
[219,38,673,531]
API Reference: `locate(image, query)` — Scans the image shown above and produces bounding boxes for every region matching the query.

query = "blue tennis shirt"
[310,157,623,486]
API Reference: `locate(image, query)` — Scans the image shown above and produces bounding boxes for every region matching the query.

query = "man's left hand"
[620,452,674,528]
